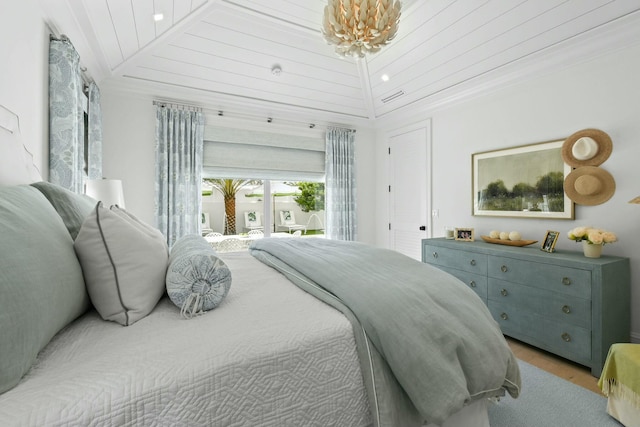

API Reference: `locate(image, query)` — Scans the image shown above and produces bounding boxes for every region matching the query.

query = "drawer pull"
[500,289,508,297]
[469,280,477,288]
[562,277,571,286]
[500,265,508,273]
[432,252,438,259]
[562,305,571,314]
[470,259,476,266]
[561,333,572,342]
[500,313,508,320]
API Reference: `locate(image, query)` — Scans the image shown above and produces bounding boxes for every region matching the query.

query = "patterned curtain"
[155,104,205,247]
[325,127,357,241]
[48,36,85,193]
[87,82,103,180]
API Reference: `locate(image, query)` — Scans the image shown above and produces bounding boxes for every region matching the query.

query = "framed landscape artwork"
[472,139,574,219]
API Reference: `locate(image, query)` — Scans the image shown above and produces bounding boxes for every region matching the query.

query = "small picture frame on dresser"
[455,228,475,241]
[541,230,560,252]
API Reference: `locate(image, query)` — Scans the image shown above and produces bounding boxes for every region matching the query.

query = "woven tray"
[480,235,538,247]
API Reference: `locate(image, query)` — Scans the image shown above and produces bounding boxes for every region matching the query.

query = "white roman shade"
[203,126,325,180]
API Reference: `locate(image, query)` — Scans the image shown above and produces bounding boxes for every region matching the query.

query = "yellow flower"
[567,226,589,241]
[567,226,616,245]
[587,230,604,245]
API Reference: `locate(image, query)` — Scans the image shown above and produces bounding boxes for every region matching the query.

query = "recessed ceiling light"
[153,13,164,22]
[381,74,390,82]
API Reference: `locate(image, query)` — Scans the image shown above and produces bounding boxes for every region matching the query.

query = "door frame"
[386,119,433,250]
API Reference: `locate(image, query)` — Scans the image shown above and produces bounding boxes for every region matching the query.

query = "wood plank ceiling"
[57,0,640,122]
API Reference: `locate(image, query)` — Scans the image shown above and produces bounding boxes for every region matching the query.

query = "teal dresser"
[422,237,630,376]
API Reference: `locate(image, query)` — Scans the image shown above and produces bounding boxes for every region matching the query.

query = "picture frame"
[541,230,560,253]
[454,227,475,242]
[472,139,574,219]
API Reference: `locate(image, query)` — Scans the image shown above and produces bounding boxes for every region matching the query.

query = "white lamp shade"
[85,179,125,208]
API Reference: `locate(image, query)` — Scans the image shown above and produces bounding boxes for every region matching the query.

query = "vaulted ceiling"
[43,0,640,124]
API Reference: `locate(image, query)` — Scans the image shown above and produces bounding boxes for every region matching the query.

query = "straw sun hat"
[561,128,612,167]
[564,166,616,206]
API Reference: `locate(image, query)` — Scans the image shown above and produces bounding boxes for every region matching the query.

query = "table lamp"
[85,179,126,208]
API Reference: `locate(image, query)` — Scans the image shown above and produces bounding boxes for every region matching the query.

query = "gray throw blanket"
[250,238,520,426]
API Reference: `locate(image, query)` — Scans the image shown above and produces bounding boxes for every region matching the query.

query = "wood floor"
[507,337,602,395]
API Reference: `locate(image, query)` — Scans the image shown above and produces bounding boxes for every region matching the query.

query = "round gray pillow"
[166,234,232,318]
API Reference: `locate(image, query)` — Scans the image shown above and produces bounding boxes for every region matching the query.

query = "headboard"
[0,105,42,186]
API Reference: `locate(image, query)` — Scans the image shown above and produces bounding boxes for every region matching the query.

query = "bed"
[0,250,374,426]
[1,104,520,426]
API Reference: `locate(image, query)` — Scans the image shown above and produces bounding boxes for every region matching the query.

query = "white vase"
[582,240,603,258]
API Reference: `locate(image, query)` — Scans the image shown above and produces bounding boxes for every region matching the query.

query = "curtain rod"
[49,34,70,42]
[153,100,203,112]
[153,100,355,133]
[327,126,356,133]
[204,108,357,133]
[49,33,93,86]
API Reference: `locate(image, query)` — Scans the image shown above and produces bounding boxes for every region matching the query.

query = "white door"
[388,123,430,260]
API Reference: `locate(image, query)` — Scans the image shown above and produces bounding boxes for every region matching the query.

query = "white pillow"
[74,203,169,326]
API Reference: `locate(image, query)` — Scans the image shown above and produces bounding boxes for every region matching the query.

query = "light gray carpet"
[488,360,623,427]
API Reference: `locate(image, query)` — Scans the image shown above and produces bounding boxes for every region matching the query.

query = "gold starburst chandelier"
[322,0,402,58]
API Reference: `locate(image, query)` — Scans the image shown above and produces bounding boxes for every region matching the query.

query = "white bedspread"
[0,251,371,427]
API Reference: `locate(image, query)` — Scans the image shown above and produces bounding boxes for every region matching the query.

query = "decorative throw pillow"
[0,185,89,394]
[30,181,96,240]
[74,203,169,326]
[166,234,232,318]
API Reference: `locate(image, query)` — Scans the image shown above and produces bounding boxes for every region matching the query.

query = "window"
[202,179,325,238]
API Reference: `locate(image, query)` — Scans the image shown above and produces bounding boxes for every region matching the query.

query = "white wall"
[0,0,50,177]
[354,126,377,245]
[100,90,157,223]
[375,42,640,341]
[99,88,378,244]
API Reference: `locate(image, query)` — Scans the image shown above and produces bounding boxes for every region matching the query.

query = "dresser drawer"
[488,301,591,362]
[423,238,630,376]
[488,256,591,298]
[438,266,488,301]
[423,245,488,275]
[488,279,590,328]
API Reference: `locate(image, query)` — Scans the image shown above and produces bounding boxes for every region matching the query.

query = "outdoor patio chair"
[278,210,306,234]
[216,238,246,253]
[201,212,213,236]
[244,211,263,232]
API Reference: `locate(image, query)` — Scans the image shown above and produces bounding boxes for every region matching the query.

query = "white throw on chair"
[248,229,263,236]
[278,210,306,234]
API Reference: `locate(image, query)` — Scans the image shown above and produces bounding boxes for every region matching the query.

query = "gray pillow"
[166,234,232,318]
[30,181,96,240]
[74,203,169,326]
[0,185,89,394]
